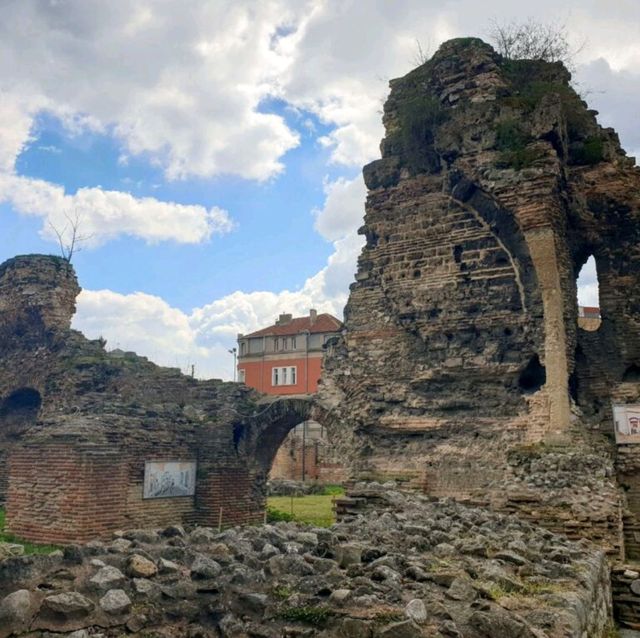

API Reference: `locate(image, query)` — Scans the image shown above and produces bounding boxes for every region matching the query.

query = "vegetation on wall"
[496,60,604,168]
[395,93,447,173]
[494,118,543,170]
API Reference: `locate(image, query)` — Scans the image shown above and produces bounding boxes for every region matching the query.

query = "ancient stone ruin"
[0,254,320,544]
[0,37,640,635]
[319,37,640,540]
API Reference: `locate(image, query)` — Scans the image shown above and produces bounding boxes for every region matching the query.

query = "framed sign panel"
[613,404,640,444]
[143,460,196,499]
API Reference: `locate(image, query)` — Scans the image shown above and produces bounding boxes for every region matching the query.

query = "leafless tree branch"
[48,209,94,262]
[488,18,583,69]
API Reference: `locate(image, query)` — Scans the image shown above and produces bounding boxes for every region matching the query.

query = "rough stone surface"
[0,487,614,637]
[126,554,157,578]
[99,589,131,615]
[41,592,94,617]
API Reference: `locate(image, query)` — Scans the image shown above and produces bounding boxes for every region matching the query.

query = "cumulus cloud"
[0,1,304,182]
[74,174,368,380]
[0,173,233,246]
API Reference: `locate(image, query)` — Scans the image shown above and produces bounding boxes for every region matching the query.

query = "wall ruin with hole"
[0,255,318,542]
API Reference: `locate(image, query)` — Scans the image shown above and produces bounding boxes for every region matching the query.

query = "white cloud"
[0,1,305,182]
[313,175,366,241]
[74,174,367,380]
[577,256,600,308]
[0,173,233,246]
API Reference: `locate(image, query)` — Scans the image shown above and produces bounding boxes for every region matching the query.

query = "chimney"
[310,308,317,325]
[276,313,293,326]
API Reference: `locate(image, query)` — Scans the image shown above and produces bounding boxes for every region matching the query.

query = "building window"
[282,337,287,350]
[271,366,297,386]
[238,369,245,383]
[292,336,297,349]
[240,342,246,355]
[273,337,278,351]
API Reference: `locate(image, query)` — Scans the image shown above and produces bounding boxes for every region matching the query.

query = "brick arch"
[187,396,321,529]
[250,396,315,474]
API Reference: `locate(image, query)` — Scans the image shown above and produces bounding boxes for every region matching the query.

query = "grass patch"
[0,508,59,555]
[277,605,333,625]
[483,578,564,602]
[267,493,339,527]
[273,585,294,600]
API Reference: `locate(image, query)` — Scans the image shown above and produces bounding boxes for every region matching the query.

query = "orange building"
[237,309,342,396]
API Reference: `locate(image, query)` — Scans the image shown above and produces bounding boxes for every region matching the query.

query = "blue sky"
[1,1,637,378]
[5,105,349,310]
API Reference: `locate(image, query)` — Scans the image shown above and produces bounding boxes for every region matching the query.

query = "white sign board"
[613,404,640,444]
[143,461,196,499]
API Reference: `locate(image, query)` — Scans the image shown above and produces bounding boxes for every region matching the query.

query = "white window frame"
[271,366,297,386]
[238,369,246,383]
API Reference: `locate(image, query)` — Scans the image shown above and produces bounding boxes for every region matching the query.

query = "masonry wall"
[318,38,640,496]
[7,444,128,544]
[270,432,346,484]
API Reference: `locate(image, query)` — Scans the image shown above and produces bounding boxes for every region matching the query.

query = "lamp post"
[228,347,237,382]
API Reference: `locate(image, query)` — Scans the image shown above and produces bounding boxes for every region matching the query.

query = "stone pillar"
[525,228,571,443]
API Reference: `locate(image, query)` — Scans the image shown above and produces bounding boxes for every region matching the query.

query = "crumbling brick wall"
[319,38,640,501]
[0,255,317,542]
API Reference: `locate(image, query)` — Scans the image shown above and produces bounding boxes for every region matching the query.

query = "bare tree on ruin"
[488,18,584,68]
[49,209,94,263]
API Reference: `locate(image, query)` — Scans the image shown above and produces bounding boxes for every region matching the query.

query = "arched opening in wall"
[518,355,546,394]
[269,420,334,484]
[576,255,601,331]
[0,387,42,439]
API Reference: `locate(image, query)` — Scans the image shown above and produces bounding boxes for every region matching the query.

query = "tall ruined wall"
[319,38,640,492]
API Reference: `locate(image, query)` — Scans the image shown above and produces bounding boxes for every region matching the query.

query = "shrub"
[571,136,604,165]
[494,119,543,170]
[397,94,447,173]
[266,507,295,523]
[322,484,344,496]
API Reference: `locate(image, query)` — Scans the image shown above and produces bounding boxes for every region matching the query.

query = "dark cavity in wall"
[623,365,640,383]
[518,355,546,394]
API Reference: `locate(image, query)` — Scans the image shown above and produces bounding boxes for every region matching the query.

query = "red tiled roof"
[243,313,343,338]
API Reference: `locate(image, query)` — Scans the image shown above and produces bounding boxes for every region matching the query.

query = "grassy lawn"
[0,508,59,555]
[267,486,344,527]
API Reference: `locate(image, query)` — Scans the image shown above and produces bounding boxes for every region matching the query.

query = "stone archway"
[190,396,321,529]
